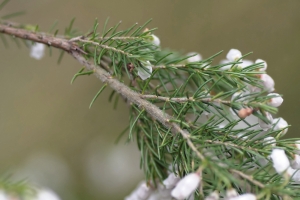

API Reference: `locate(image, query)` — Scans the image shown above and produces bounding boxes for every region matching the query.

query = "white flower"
[272,117,288,136]
[229,193,256,200]
[163,173,180,189]
[226,49,242,62]
[267,93,283,107]
[295,140,300,154]
[270,149,290,174]
[0,191,8,200]
[187,52,202,63]
[255,59,267,71]
[260,74,275,92]
[138,61,152,80]
[219,59,233,70]
[291,154,300,169]
[150,34,160,46]
[287,167,300,182]
[30,42,45,60]
[125,182,153,200]
[171,173,201,200]
[258,112,273,131]
[239,59,253,68]
[34,189,61,200]
[263,137,276,147]
[226,188,238,198]
[204,191,219,200]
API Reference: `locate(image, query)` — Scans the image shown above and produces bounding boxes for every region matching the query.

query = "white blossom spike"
[270,149,290,174]
[226,49,242,62]
[229,193,256,200]
[187,52,202,63]
[258,112,273,131]
[273,117,288,136]
[171,173,201,200]
[30,42,45,60]
[138,61,152,80]
[267,93,283,107]
[255,59,267,71]
[163,173,180,189]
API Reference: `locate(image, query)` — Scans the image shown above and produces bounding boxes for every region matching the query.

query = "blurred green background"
[1,0,300,199]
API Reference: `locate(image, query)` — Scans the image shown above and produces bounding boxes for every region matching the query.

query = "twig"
[230,169,265,188]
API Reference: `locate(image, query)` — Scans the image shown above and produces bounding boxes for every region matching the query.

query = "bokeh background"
[1,0,300,199]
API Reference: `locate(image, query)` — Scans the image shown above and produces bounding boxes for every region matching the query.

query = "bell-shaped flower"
[229,194,256,200]
[270,149,290,174]
[260,74,275,92]
[150,34,160,46]
[255,59,267,71]
[263,136,276,147]
[163,173,180,189]
[187,52,202,63]
[258,112,273,131]
[239,59,253,69]
[205,191,219,200]
[30,42,45,60]
[267,93,283,107]
[287,167,300,182]
[171,173,201,200]
[125,182,153,200]
[226,49,242,62]
[138,61,153,80]
[34,189,61,200]
[272,117,288,136]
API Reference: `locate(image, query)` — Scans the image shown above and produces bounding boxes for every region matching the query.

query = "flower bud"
[239,59,253,69]
[270,149,290,174]
[263,136,276,147]
[229,193,256,200]
[267,93,283,107]
[258,112,273,131]
[125,182,153,200]
[187,52,202,63]
[226,49,242,62]
[287,167,300,182]
[163,173,180,189]
[171,173,201,200]
[205,191,219,200]
[30,42,45,60]
[238,108,253,119]
[272,117,288,136]
[255,59,267,71]
[150,34,160,46]
[35,189,61,200]
[226,188,238,198]
[138,61,153,80]
[291,154,300,169]
[260,74,275,92]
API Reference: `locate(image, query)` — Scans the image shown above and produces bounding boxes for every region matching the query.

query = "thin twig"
[230,169,265,188]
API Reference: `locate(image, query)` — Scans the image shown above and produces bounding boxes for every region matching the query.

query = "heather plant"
[0,1,299,199]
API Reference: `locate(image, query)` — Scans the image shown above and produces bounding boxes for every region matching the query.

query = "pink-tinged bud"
[270,149,290,174]
[163,173,180,189]
[138,61,153,80]
[229,193,257,200]
[260,74,275,92]
[187,52,202,63]
[226,49,242,62]
[255,59,267,71]
[272,117,288,136]
[267,93,283,107]
[258,112,273,131]
[171,173,201,200]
